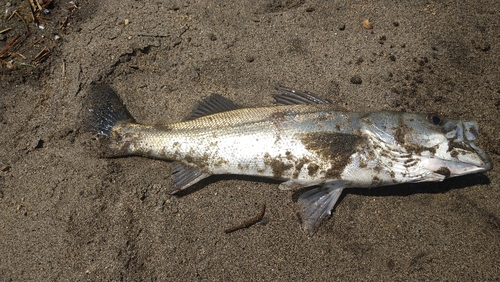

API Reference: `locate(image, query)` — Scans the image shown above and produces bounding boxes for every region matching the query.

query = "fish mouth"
[424,147,491,179]
[432,120,492,177]
[457,121,492,173]
[434,158,491,177]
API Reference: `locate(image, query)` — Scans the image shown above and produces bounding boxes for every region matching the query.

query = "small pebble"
[124,18,130,25]
[350,76,362,84]
[362,19,373,29]
[4,7,14,18]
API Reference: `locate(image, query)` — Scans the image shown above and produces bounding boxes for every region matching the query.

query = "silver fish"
[86,85,492,232]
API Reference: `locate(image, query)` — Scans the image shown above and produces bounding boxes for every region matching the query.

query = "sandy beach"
[1,0,499,280]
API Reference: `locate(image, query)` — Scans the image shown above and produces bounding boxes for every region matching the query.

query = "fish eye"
[426,113,442,125]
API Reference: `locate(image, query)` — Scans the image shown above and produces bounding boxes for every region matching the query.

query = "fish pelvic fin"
[85,84,135,136]
[170,163,211,194]
[297,181,345,234]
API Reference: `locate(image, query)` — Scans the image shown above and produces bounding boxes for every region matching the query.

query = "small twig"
[0,36,18,58]
[27,0,38,25]
[224,203,266,234]
[0,35,24,58]
[33,45,53,65]
[28,0,42,12]
[0,28,12,34]
[28,0,37,11]
[17,38,43,55]
[0,33,31,62]
[40,0,53,9]
[59,15,70,29]
[35,0,43,11]
[13,11,30,33]
[7,11,16,21]
[34,47,49,59]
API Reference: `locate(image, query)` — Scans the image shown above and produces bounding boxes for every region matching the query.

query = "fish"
[85,84,492,232]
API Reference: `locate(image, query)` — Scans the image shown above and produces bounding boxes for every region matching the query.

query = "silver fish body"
[87,85,492,232]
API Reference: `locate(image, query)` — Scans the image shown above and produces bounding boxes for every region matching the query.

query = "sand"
[1,0,499,280]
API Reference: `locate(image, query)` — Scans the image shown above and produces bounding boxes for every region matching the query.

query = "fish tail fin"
[85,84,135,136]
[297,182,345,234]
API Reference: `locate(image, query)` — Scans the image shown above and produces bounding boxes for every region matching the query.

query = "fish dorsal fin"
[297,181,345,234]
[170,163,210,194]
[186,93,241,120]
[273,87,332,105]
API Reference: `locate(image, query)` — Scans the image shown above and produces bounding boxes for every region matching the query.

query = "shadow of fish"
[85,85,492,233]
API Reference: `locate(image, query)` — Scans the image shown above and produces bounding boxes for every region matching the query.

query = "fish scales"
[111,105,360,182]
[86,85,492,233]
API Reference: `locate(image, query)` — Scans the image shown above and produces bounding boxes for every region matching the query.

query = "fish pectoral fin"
[273,86,332,105]
[186,93,241,120]
[297,181,345,234]
[170,163,210,194]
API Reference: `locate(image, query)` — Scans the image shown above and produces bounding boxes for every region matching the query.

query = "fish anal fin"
[297,181,345,234]
[171,163,210,194]
[273,86,332,105]
[186,94,241,120]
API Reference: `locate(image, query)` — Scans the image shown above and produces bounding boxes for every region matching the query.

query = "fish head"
[362,111,492,181]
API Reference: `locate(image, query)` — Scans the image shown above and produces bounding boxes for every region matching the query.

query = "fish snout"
[445,121,492,174]
[463,121,492,171]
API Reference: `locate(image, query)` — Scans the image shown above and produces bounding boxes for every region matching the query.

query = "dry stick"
[28,0,42,12]
[33,46,52,65]
[7,10,16,20]
[13,11,30,33]
[0,28,12,34]
[224,203,266,234]
[35,0,43,11]
[0,36,19,67]
[28,0,36,10]
[27,0,38,25]
[17,38,43,55]
[59,16,69,29]
[0,33,31,63]
[0,35,23,58]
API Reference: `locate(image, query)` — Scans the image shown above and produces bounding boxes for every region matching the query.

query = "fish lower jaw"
[448,164,491,177]
[425,158,491,178]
